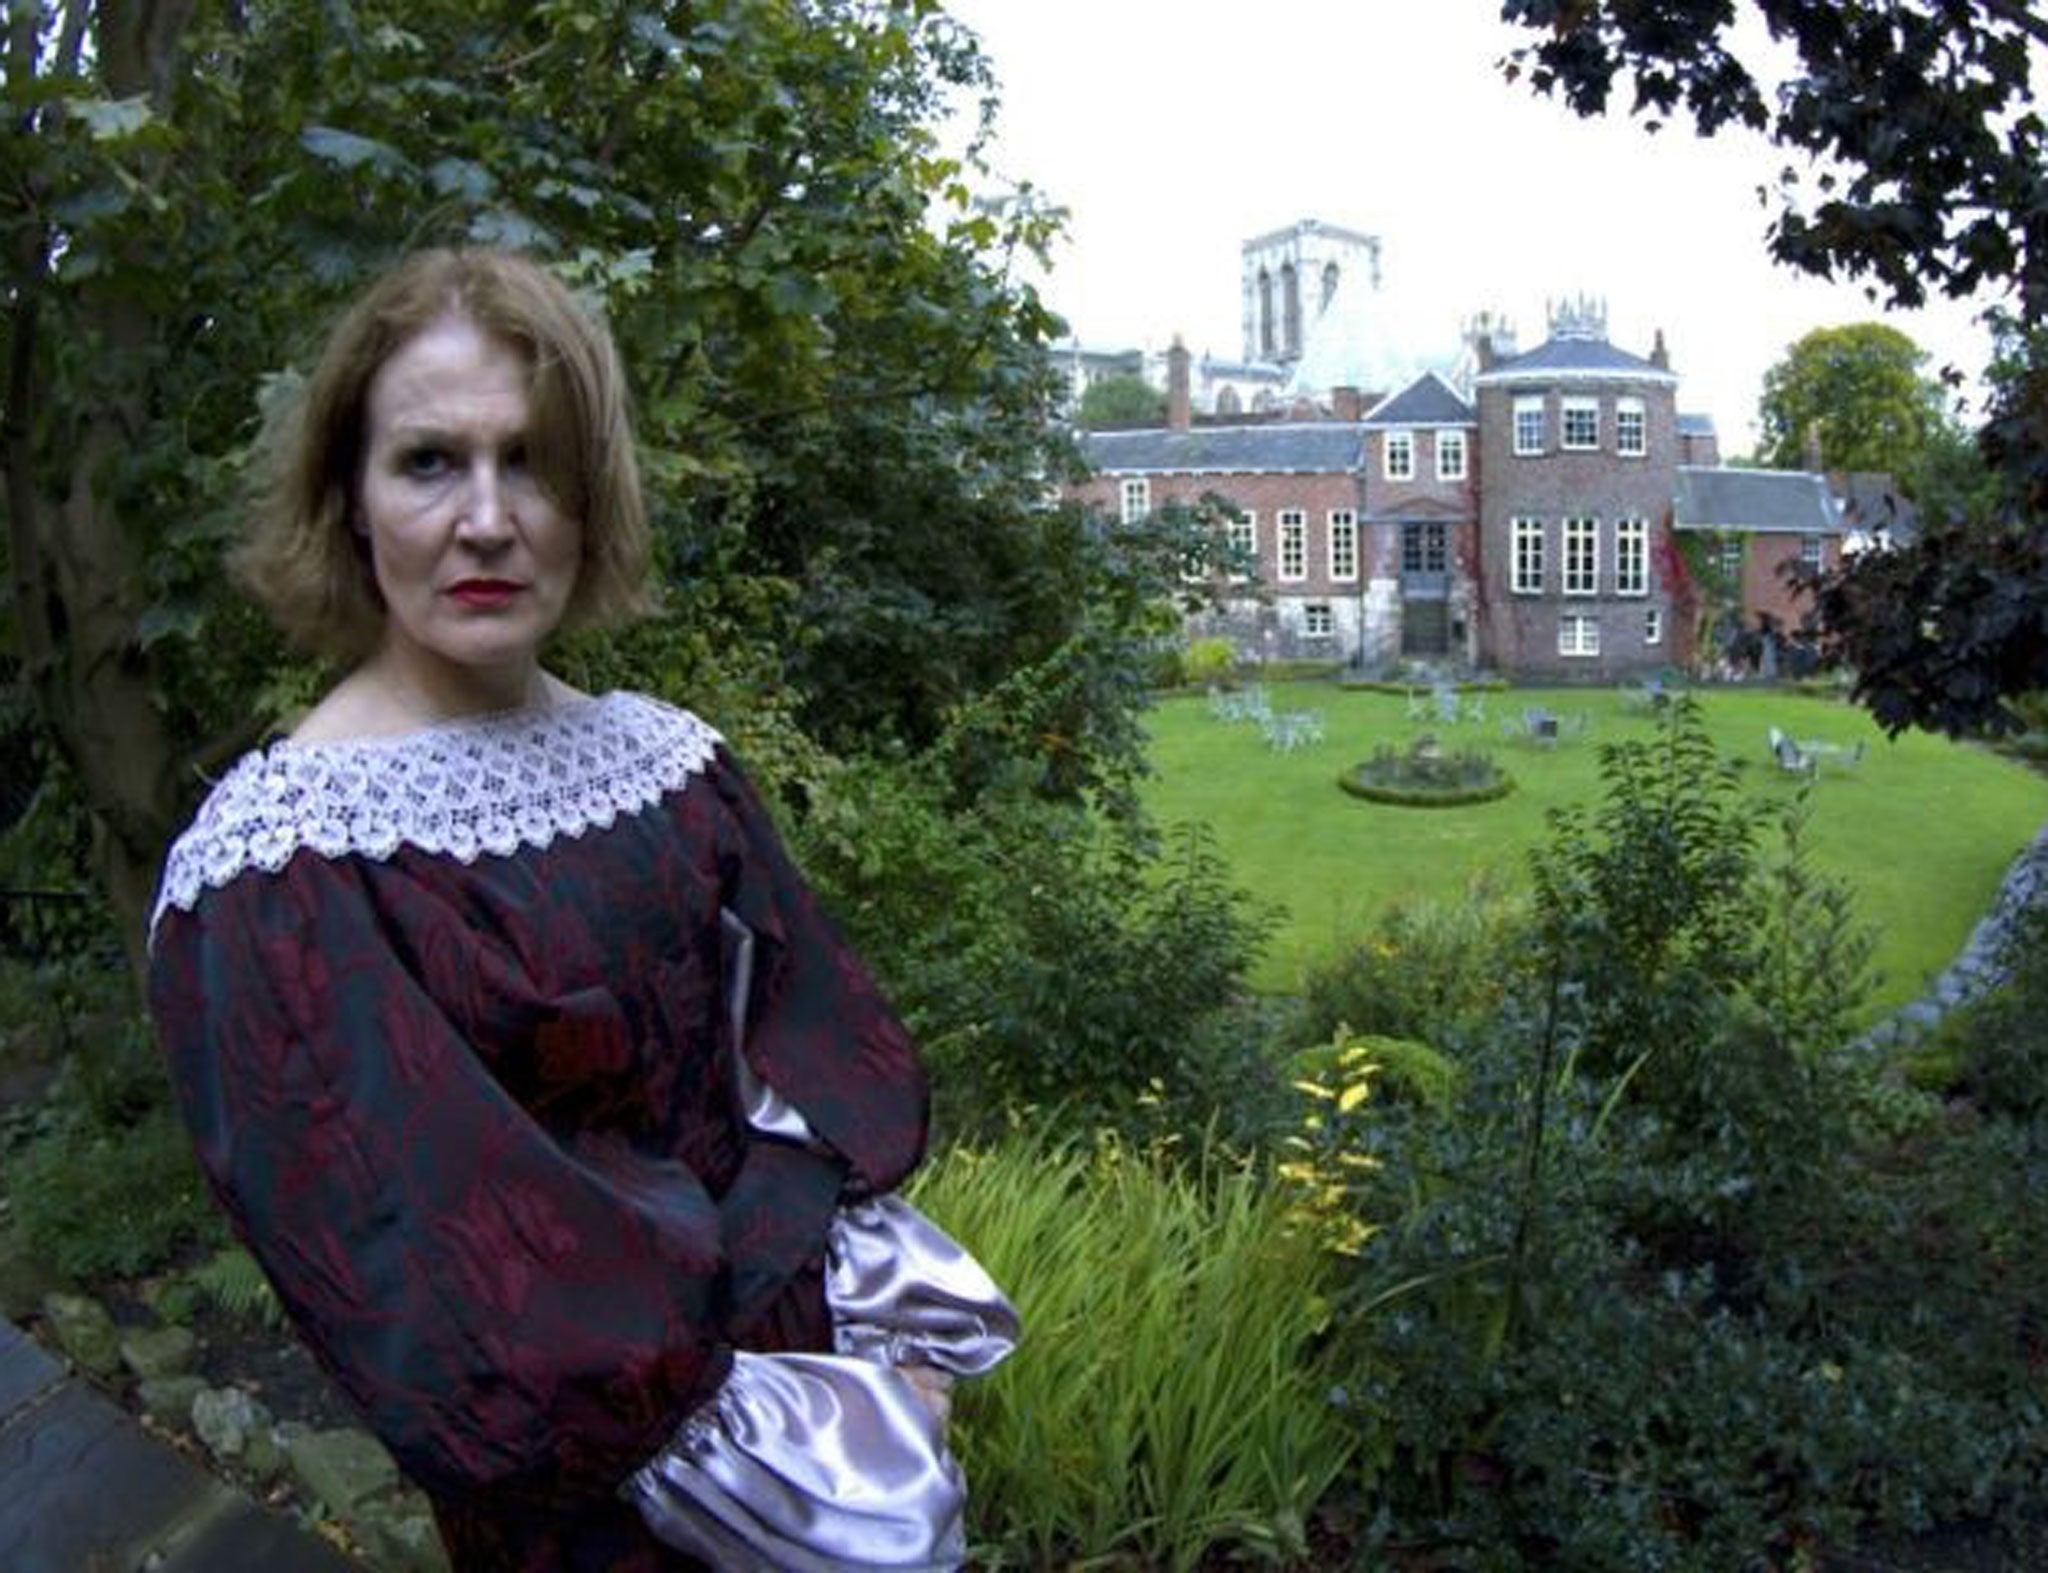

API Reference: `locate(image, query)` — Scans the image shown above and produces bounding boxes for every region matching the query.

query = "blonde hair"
[235,249,651,661]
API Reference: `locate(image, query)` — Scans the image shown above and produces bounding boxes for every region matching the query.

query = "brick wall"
[1473,376,1683,679]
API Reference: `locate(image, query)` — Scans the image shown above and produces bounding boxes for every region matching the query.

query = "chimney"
[1166,336,1191,431]
[1331,385,1364,422]
[1650,328,1670,370]
[1475,332,1495,373]
[1803,422,1823,473]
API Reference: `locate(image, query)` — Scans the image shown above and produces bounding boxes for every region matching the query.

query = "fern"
[191,1247,285,1329]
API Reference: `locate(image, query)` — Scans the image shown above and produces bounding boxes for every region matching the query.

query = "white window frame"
[1513,396,1545,456]
[1278,508,1308,582]
[1384,431,1415,481]
[1615,516,1648,597]
[1644,607,1663,646]
[1227,511,1256,582]
[1616,397,1647,457]
[1511,515,1544,595]
[1801,534,1825,569]
[1119,477,1150,523]
[1563,515,1599,596]
[1561,397,1599,451]
[1558,612,1601,658]
[1435,429,1467,481]
[1327,509,1358,582]
[1303,602,1333,637]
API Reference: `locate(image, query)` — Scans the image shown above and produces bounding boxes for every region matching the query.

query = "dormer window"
[1385,431,1415,481]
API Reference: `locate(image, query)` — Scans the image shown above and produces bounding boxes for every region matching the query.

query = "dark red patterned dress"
[148,694,991,1571]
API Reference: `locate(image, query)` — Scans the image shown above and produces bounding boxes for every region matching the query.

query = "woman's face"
[355,314,582,699]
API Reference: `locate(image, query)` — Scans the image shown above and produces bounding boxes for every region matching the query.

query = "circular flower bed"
[1338,736,1515,807]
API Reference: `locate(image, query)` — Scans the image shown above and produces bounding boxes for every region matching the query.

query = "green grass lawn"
[1140,682,2048,1016]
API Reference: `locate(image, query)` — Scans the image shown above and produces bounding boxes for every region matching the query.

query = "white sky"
[939,0,2003,454]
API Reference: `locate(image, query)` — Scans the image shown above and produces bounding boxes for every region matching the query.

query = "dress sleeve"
[148,854,729,1509]
[707,749,928,1195]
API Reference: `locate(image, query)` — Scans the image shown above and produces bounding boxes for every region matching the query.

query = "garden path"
[0,1311,354,1572]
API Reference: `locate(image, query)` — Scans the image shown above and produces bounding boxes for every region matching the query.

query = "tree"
[1500,0,2048,736]
[1757,323,1949,476]
[0,0,1116,976]
[1078,373,1165,427]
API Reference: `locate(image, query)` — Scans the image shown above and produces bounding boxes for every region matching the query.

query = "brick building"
[1069,231,1862,680]
[1471,299,1686,678]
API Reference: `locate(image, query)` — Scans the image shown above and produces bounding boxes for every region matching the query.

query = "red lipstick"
[448,579,522,607]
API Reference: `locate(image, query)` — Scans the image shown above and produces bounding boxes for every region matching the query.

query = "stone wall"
[1860,821,2048,1052]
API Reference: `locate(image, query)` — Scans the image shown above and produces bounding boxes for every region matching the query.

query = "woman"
[148,249,1017,1572]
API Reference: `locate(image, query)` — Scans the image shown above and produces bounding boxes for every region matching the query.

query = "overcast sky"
[939,0,2002,454]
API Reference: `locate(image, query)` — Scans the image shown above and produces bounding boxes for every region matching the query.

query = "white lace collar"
[151,691,721,930]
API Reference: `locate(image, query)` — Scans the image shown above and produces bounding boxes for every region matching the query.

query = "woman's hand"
[898,1364,954,1429]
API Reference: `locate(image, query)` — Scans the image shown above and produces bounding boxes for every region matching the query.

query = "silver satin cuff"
[628,1349,967,1571]
[827,1195,1021,1377]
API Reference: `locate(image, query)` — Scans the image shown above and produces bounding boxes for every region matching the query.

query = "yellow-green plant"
[1278,1030,1406,1257]
[912,1124,1350,1570]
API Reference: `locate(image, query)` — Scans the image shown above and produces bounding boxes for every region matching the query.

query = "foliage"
[1341,741,1513,806]
[793,749,1266,1130]
[1076,371,1165,427]
[1757,323,1952,476]
[0,0,1099,958]
[1499,0,2048,739]
[1284,877,1530,1056]
[1182,636,1237,686]
[0,1020,222,1281]
[189,1246,286,1330]
[1276,1031,1387,1257]
[912,1125,1351,1570]
[1295,700,2048,1567]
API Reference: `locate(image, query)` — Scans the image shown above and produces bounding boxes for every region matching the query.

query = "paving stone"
[155,1490,360,1573]
[0,1377,219,1573]
[0,1316,64,1417]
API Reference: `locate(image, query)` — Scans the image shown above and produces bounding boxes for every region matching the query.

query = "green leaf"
[300,125,406,171]
[66,96,154,141]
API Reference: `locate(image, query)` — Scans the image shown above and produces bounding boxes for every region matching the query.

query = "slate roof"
[1833,470,1920,546]
[1080,423,1365,475]
[1362,372,1474,428]
[1476,335,1678,384]
[1674,467,1843,534]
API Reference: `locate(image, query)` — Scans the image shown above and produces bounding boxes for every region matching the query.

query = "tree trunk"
[6,0,198,993]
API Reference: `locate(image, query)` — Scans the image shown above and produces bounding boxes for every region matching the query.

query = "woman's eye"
[503,442,529,475]
[401,447,450,479]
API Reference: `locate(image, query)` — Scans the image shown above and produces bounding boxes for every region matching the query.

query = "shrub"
[1182,636,1237,686]
[1285,876,1531,1053]
[1339,740,1514,806]
[5,1099,221,1283]
[912,1125,1350,1570]
[795,757,1267,1129]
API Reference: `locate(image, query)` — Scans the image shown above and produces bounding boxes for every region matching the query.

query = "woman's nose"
[456,463,514,544]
